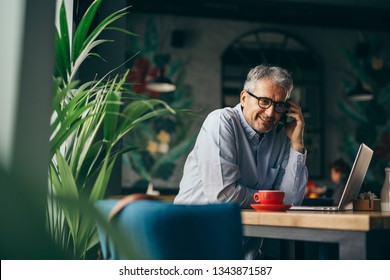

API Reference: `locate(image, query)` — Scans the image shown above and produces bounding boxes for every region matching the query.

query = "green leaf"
[105,27,138,37]
[103,79,121,142]
[73,0,103,61]
[58,1,70,79]
[50,103,97,158]
[115,99,175,140]
[51,82,92,133]
[71,39,112,82]
[71,7,130,81]
[54,32,69,81]
[53,80,79,113]
[75,141,105,187]
[89,155,117,202]
[115,108,174,145]
[82,6,130,51]
[74,200,99,259]
[51,152,80,246]
[102,73,129,143]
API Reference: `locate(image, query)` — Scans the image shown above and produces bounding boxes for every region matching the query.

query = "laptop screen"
[289,143,373,211]
[337,143,373,210]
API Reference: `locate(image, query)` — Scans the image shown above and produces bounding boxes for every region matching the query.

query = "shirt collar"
[234,103,264,144]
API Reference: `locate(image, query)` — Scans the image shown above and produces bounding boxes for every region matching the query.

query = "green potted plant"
[48,0,175,259]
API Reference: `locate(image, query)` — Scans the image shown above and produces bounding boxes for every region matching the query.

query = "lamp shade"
[146,54,176,93]
[347,81,373,101]
[146,75,176,92]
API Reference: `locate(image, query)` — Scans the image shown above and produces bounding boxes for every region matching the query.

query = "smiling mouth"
[258,114,273,123]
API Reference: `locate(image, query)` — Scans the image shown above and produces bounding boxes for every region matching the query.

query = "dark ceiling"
[128,0,390,32]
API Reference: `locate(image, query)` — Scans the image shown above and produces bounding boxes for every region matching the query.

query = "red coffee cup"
[254,190,285,205]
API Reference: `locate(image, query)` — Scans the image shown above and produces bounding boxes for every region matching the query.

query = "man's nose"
[264,105,275,116]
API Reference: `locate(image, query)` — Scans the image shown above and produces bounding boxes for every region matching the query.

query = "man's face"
[240,78,288,134]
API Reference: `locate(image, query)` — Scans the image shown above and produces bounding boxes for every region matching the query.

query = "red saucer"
[250,203,292,212]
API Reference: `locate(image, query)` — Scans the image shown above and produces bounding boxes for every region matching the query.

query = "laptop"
[289,143,373,211]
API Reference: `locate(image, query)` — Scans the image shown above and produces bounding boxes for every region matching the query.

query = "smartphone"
[276,100,291,133]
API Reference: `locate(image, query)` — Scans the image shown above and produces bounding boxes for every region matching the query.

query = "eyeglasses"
[246,91,289,113]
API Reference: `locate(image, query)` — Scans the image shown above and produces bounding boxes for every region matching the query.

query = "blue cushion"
[95,199,244,260]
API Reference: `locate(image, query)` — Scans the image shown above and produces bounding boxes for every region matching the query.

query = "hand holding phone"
[279,99,305,153]
[276,100,291,133]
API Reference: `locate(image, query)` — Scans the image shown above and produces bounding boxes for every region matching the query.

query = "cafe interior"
[1,0,390,260]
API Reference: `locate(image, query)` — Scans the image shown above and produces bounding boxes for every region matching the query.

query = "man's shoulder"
[201,107,240,132]
[207,106,238,121]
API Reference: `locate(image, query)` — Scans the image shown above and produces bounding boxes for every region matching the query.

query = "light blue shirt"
[174,104,308,208]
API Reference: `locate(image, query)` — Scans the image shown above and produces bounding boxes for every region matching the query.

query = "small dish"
[250,203,292,212]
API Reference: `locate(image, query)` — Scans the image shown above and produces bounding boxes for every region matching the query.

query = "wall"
[0,0,55,202]
[0,0,59,258]
[124,13,390,190]
[0,1,25,171]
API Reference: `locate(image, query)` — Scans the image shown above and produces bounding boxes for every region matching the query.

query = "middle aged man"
[174,64,308,259]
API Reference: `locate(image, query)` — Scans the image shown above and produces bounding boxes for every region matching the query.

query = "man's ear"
[240,90,247,105]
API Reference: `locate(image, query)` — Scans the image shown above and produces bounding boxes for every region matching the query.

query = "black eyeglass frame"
[246,91,289,113]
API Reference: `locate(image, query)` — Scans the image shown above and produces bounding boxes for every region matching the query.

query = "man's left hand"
[284,99,305,153]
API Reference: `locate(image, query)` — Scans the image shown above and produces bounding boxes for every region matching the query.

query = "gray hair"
[243,65,293,97]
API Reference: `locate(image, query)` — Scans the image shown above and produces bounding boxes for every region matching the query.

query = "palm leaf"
[50,103,98,158]
[88,155,117,202]
[52,79,79,113]
[67,83,111,173]
[115,108,175,144]
[82,6,130,50]
[71,39,112,82]
[103,77,122,142]
[55,32,69,81]
[74,199,100,259]
[76,141,104,186]
[51,81,96,136]
[105,26,137,37]
[50,112,96,159]
[57,1,71,80]
[51,152,80,249]
[116,99,174,136]
[70,5,131,81]
[72,0,103,61]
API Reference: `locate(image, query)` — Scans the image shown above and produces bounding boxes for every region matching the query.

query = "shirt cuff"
[290,147,307,166]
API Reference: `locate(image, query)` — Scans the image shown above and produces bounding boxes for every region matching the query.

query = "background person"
[329,158,351,204]
[306,158,351,201]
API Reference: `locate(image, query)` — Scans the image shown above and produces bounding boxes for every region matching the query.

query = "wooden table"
[241,209,390,259]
